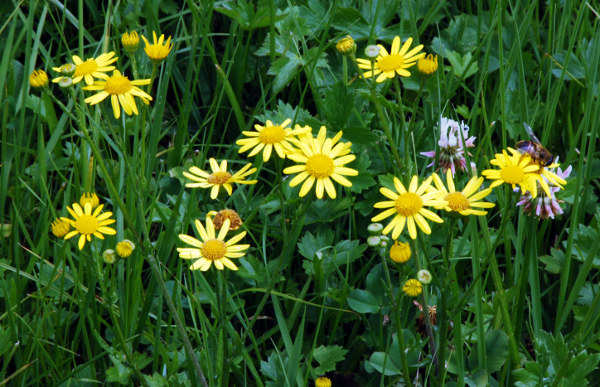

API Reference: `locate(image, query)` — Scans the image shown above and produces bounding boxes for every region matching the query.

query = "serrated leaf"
[446,51,479,79]
[347,289,380,313]
[313,345,348,374]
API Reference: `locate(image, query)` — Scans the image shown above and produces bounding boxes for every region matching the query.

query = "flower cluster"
[421,116,476,176]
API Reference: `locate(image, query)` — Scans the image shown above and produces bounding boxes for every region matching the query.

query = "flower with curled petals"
[372,175,446,240]
[61,202,116,250]
[283,126,358,199]
[183,158,257,200]
[178,217,249,271]
[356,36,425,82]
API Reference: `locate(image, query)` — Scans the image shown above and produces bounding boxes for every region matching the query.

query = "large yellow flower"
[356,36,425,82]
[52,52,118,85]
[183,158,257,200]
[178,217,249,271]
[372,175,446,240]
[283,126,358,199]
[482,148,541,197]
[431,170,495,216]
[61,202,116,250]
[83,70,152,119]
[142,31,173,63]
[236,119,311,161]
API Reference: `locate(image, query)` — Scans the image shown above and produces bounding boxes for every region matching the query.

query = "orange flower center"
[395,192,423,216]
[446,192,470,211]
[208,171,232,184]
[201,239,227,261]
[306,154,335,178]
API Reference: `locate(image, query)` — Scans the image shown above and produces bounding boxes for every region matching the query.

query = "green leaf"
[106,356,133,385]
[367,352,402,376]
[467,329,508,373]
[446,50,479,79]
[347,289,380,313]
[313,345,348,375]
[513,362,542,387]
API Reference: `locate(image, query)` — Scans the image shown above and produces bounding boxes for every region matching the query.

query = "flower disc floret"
[177,217,250,271]
[283,126,358,199]
[357,36,425,82]
[61,202,116,250]
[183,159,257,200]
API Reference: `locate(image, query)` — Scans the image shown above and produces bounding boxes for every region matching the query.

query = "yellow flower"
[52,52,118,85]
[482,148,541,197]
[525,157,567,197]
[83,70,152,119]
[183,158,257,200]
[430,169,495,216]
[122,31,140,54]
[208,209,243,230]
[315,376,332,387]
[403,279,423,297]
[142,31,173,63]
[29,69,48,89]
[371,175,446,240]
[50,218,71,237]
[236,119,311,161]
[356,36,425,82]
[80,192,100,209]
[116,239,135,257]
[336,35,356,56]
[61,202,116,250]
[283,126,358,199]
[417,53,438,75]
[178,217,250,271]
[389,240,411,263]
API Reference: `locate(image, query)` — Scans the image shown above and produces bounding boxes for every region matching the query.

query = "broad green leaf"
[313,345,348,374]
[347,289,380,313]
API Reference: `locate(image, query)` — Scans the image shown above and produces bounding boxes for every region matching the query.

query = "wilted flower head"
[421,116,476,176]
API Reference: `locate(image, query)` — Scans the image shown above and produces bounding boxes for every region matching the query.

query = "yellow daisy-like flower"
[417,53,438,75]
[116,239,135,258]
[183,158,257,200]
[236,119,311,161]
[315,376,332,387]
[356,36,425,82]
[142,31,173,63]
[122,31,140,54]
[80,192,100,209]
[403,279,423,297]
[83,70,152,119]
[389,240,411,263]
[61,202,116,250]
[522,156,567,197]
[29,69,49,89]
[371,175,446,240]
[482,148,541,198]
[52,52,118,86]
[431,169,495,216]
[50,218,71,238]
[177,217,250,271]
[283,126,358,199]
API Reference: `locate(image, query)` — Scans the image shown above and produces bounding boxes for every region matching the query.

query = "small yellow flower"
[430,169,495,216]
[315,376,332,387]
[183,158,257,200]
[356,36,425,82]
[122,31,140,54]
[80,192,100,209]
[51,218,71,238]
[336,35,356,56]
[389,241,411,263]
[61,202,117,250]
[236,119,311,161]
[29,69,48,89]
[403,279,422,297]
[178,217,250,271]
[482,148,541,198]
[52,52,118,85]
[142,31,173,63]
[283,126,358,199]
[116,239,135,258]
[208,209,243,230]
[83,70,152,119]
[417,53,438,75]
[372,175,446,240]
[525,158,567,197]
